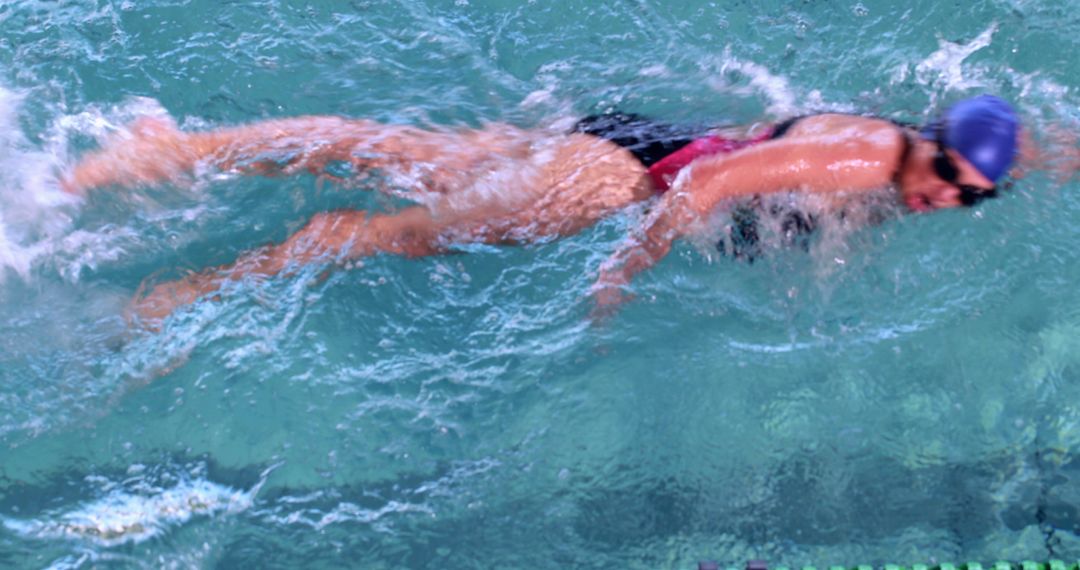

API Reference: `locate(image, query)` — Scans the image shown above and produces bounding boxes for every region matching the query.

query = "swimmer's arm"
[62,116,443,194]
[132,207,442,326]
[684,134,899,213]
[592,189,696,311]
[1013,126,1080,183]
[592,134,898,311]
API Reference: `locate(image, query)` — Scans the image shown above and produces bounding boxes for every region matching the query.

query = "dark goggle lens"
[933,150,959,183]
[933,129,998,208]
[958,184,998,207]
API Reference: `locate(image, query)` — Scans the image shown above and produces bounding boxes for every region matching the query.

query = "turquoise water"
[3,0,1080,568]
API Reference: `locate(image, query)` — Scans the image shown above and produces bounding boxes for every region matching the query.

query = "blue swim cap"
[935,95,1019,183]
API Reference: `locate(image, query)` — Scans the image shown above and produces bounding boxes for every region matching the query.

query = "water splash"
[706,49,799,118]
[0,88,182,285]
[702,49,857,119]
[2,463,279,548]
[0,87,77,283]
[694,189,902,270]
[896,23,999,99]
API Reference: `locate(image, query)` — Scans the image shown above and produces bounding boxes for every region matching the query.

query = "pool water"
[3,1,1080,568]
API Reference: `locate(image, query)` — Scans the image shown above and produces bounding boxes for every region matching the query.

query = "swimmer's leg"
[62,116,197,194]
[130,206,450,326]
[63,116,532,195]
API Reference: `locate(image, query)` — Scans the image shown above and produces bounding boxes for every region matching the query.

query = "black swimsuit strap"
[571,113,712,167]
[769,115,806,140]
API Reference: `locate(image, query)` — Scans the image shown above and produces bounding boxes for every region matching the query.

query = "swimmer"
[592,94,1021,310]
[62,95,1020,324]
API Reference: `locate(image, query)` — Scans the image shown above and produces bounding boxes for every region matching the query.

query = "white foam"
[899,24,998,97]
[699,50,857,119]
[0,88,184,285]
[706,49,799,117]
[0,87,78,283]
[3,464,278,547]
[0,212,31,280]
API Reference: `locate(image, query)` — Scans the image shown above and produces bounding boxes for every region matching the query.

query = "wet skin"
[62,113,999,324]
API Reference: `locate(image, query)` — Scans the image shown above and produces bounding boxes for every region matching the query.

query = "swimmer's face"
[901,144,997,213]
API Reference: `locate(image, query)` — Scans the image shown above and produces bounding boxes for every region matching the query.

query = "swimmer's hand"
[588,270,635,322]
[62,117,196,195]
[127,272,216,330]
[589,197,688,320]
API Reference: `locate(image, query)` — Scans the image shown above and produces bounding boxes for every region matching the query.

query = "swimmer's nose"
[943,185,964,207]
[931,184,962,209]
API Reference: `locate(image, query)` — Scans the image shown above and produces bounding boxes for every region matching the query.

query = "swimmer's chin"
[904,194,933,213]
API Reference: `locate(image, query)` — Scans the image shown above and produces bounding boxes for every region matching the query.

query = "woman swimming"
[591,95,1018,309]
[62,95,1018,324]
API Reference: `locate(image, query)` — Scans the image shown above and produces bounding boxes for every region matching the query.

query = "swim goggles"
[931,122,999,207]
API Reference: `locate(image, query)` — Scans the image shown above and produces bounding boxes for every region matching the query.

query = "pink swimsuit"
[646,130,774,193]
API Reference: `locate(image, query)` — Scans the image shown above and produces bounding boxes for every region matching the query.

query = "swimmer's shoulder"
[774,115,909,167]
[780,113,907,138]
[762,114,910,189]
[786,112,911,140]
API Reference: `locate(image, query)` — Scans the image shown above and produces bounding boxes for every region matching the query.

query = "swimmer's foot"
[127,272,214,331]
[587,278,634,324]
[62,116,196,195]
